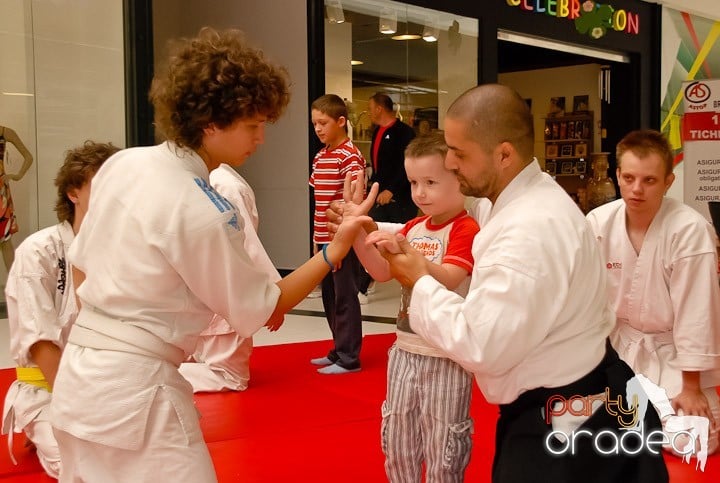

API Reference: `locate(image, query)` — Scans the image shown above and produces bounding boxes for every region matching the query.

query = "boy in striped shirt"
[309,94,365,374]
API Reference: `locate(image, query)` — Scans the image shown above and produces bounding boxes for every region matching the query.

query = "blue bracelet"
[322,244,337,272]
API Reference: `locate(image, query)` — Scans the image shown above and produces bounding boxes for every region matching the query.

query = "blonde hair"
[404,131,447,160]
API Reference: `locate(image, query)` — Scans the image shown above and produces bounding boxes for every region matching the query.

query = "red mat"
[0,333,718,482]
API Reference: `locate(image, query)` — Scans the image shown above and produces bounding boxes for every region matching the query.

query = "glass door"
[323,0,478,161]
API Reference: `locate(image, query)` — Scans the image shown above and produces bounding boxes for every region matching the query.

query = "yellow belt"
[15,367,51,392]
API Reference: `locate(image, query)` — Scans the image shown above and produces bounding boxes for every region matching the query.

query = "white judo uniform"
[49,143,281,482]
[409,161,615,404]
[1,221,77,479]
[178,164,280,392]
[587,197,720,454]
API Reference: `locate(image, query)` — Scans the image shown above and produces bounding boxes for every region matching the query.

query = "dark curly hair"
[150,27,291,150]
[54,141,120,224]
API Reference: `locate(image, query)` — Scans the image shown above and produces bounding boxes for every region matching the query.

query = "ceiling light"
[326,0,345,24]
[497,29,630,63]
[391,33,421,41]
[422,16,439,42]
[379,7,397,34]
[2,92,34,97]
[351,60,364,65]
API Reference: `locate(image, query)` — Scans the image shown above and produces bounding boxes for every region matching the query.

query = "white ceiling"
[641,0,720,20]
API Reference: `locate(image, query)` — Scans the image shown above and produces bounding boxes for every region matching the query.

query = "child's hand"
[365,230,402,255]
[372,234,429,288]
[333,173,379,243]
[326,171,377,239]
[342,169,377,218]
[265,313,285,332]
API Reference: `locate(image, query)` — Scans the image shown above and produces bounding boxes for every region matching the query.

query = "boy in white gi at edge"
[1,141,119,478]
[586,129,720,457]
[365,84,669,482]
[179,163,281,392]
[48,27,375,482]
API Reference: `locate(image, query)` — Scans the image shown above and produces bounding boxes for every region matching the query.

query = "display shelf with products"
[542,112,593,179]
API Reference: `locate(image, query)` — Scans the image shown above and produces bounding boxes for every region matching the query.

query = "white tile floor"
[0,280,402,369]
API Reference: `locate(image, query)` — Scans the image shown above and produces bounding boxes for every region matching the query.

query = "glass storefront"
[0,0,125,313]
[0,0,38,313]
[323,0,478,162]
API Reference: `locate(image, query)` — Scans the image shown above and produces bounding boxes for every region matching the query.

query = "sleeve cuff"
[670,352,720,372]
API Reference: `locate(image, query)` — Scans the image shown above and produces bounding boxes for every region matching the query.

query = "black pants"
[492,341,669,483]
[320,248,362,370]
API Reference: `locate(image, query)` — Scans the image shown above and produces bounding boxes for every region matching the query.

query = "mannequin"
[0,125,34,270]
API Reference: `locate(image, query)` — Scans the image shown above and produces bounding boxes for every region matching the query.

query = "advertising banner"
[681,79,720,222]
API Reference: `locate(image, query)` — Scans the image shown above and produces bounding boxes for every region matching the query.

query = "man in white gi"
[587,129,720,456]
[1,141,119,478]
[179,163,281,392]
[372,84,669,482]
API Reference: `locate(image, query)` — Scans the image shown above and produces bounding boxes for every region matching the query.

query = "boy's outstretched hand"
[332,172,378,245]
[327,170,378,239]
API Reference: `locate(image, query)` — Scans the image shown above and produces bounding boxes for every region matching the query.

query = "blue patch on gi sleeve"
[227,213,240,231]
[194,177,233,213]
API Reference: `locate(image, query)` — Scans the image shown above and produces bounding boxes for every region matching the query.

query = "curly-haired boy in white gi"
[1,141,119,478]
[349,132,479,481]
[48,28,373,482]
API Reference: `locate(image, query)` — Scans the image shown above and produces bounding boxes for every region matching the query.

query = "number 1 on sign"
[713,114,719,125]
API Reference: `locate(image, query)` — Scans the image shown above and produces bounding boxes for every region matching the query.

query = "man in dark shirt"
[367,93,416,223]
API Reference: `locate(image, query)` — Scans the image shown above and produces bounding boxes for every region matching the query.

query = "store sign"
[505,0,640,39]
[681,79,720,221]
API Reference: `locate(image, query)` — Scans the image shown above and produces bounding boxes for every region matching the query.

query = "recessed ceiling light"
[351,60,364,65]
[391,34,421,41]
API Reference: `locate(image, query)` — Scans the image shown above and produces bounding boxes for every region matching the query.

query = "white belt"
[68,306,186,366]
[615,319,674,352]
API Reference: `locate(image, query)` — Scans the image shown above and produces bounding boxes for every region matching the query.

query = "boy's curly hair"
[150,27,291,150]
[55,141,120,224]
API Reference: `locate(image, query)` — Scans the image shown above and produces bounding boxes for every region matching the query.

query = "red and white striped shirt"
[309,138,365,244]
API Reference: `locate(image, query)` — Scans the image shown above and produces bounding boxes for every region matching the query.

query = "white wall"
[325,22,353,103]
[438,30,477,130]
[33,0,126,230]
[642,0,720,20]
[153,0,310,270]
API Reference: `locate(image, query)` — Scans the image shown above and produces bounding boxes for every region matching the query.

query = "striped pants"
[381,345,473,482]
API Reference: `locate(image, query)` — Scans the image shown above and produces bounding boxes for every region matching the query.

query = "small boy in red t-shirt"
[349,132,479,481]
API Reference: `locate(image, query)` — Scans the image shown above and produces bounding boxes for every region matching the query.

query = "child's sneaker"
[310,356,333,366]
[317,363,361,375]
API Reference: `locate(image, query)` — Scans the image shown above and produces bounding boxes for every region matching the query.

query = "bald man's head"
[447,84,534,163]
